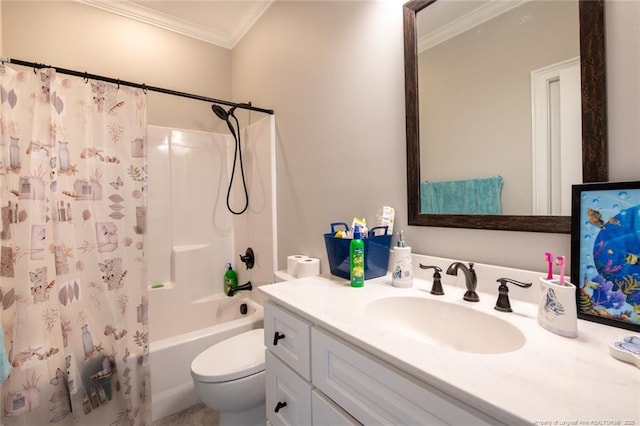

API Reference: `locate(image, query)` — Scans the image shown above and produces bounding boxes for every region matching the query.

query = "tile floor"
[152,403,219,426]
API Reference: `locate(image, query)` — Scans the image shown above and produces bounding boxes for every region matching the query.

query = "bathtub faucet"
[227,281,252,297]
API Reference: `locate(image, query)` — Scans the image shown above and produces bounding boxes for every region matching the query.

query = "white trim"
[74,0,274,49]
[269,115,278,277]
[418,0,528,52]
[530,57,581,215]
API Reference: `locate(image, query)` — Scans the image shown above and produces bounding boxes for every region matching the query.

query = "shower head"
[211,104,229,121]
[211,102,251,215]
[211,104,237,139]
[212,102,251,119]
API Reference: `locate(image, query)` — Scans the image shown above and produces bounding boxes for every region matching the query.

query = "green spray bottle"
[350,225,365,287]
[224,263,238,295]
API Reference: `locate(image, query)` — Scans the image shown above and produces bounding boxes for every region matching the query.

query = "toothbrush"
[545,252,553,279]
[556,256,566,285]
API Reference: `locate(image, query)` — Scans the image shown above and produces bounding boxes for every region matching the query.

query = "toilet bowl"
[191,328,265,426]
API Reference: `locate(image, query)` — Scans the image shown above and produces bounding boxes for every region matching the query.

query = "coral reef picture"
[571,181,640,332]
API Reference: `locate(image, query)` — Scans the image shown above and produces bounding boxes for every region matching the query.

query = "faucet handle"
[419,264,444,295]
[239,247,255,270]
[494,278,532,312]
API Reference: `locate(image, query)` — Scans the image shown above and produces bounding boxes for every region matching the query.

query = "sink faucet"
[446,262,479,302]
[227,281,252,297]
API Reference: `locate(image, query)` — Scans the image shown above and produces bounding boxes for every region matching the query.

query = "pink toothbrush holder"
[537,277,578,338]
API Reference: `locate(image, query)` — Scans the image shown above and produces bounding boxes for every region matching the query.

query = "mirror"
[404,0,607,233]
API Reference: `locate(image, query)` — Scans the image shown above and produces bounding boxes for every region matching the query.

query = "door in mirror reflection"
[531,58,582,216]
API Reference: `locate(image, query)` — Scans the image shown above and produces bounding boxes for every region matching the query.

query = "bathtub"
[149,295,264,422]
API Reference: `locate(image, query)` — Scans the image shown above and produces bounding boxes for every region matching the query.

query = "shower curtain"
[0,65,150,425]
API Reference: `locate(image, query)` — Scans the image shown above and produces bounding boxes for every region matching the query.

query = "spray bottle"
[350,225,365,287]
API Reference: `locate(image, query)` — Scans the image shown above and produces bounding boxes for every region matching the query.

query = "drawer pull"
[274,401,287,413]
[273,331,286,346]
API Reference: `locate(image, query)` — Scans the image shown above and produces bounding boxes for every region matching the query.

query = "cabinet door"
[264,302,312,380]
[312,390,361,426]
[312,328,500,426]
[266,350,312,426]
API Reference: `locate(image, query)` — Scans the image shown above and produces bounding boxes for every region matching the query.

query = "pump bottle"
[224,263,238,295]
[391,230,413,288]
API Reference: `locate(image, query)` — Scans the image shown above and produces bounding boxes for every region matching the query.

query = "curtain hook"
[84,72,88,84]
[141,84,147,94]
[117,79,120,90]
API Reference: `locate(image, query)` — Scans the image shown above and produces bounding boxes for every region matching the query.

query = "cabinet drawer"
[264,302,312,380]
[311,328,499,426]
[266,350,312,426]
[312,389,361,426]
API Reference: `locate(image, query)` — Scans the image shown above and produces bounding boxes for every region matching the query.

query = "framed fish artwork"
[571,181,640,332]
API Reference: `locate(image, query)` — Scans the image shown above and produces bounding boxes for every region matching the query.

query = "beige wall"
[0,0,3,56]
[232,1,407,272]
[233,0,640,274]
[3,0,639,275]
[2,1,232,132]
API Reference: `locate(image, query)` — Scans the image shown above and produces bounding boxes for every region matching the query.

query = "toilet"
[190,328,266,426]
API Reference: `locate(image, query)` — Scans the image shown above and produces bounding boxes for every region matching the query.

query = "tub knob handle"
[239,247,255,270]
[273,331,285,346]
[274,401,287,413]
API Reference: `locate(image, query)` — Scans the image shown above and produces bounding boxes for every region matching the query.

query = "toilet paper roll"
[287,255,309,276]
[296,257,320,278]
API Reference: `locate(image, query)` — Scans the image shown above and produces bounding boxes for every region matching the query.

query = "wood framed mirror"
[404,0,607,233]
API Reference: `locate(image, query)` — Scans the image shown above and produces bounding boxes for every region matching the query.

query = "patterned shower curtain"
[0,65,150,425]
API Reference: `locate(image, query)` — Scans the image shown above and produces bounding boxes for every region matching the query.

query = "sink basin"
[364,297,525,354]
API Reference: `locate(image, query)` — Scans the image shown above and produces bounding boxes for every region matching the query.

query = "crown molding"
[228,1,274,48]
[418,0,528,53]
[75,0,274,49]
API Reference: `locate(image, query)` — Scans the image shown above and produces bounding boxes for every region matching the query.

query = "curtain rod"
[1,57,274,115]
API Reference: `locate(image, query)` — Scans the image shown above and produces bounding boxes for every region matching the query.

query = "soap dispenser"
[391,230,413,288]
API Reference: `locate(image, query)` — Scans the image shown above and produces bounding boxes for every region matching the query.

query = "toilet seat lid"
[191,328,265,383]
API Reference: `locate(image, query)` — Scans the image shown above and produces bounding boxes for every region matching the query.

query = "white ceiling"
[76,0,274,49]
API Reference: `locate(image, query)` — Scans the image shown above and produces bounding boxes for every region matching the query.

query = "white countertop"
[260,265,640,425]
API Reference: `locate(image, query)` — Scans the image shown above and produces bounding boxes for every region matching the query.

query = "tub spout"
[227,281,252,297]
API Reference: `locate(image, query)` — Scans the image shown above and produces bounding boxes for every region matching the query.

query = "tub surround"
[259,254,640,424]
[145,121,276,421]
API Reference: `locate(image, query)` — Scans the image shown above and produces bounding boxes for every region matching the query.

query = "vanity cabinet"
[265,302,355,425]
[264,301,311,380]
[312,328,499,425]
[311,389,359,426]
[264,301,500,425]
[265,351,312,425]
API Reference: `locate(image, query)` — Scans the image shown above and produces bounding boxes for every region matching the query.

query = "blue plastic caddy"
[323,222,392,280]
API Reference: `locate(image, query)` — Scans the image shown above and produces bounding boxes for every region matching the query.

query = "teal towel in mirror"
[421,176,503,214]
